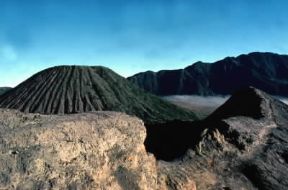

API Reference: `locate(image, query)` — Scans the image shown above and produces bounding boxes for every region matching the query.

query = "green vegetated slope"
[0,66,197,124]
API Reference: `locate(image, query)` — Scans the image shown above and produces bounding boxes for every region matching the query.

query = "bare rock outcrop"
[186,87,288,189]
[0,109,159,190]
[146,87,288,190]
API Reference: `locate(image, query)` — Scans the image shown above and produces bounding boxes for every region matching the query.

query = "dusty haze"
[163,95,288,119]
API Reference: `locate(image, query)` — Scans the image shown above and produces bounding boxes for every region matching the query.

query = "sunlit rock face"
[0,110,159,190]
[0,109,198,190]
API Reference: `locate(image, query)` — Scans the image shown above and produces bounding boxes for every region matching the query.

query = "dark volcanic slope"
[146,87,288,189]
[0,66,197,124]
[128,52,288,96]
[205,87,288,189]
[0,87,11,96]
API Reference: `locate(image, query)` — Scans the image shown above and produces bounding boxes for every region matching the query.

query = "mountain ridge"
[145,86,288,189]
[128,52,288,96]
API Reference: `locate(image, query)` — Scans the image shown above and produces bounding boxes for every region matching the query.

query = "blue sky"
[1,0,288,87]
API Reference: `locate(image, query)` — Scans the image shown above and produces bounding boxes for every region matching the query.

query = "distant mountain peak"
[128,52,288,96]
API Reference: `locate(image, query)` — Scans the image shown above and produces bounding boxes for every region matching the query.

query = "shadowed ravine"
[144,121,205,161]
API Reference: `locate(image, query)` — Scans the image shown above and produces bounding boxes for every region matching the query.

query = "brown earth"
[0,109,196,190]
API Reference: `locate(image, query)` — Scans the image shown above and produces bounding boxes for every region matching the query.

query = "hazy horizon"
[1,0,288,87]
[163,95,288,118]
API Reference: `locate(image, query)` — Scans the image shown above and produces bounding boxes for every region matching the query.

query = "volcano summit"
[0,66,197,124]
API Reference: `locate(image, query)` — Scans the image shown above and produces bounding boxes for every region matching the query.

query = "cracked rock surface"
[0,110,158,190]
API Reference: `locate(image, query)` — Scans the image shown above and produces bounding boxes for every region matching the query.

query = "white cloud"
[163,95,230,107]
[164,95,288,109]
[278,98,288,105]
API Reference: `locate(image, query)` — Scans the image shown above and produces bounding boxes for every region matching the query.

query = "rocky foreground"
[0,110,160,190]
[0,87,287,190]
[0,109,197,190]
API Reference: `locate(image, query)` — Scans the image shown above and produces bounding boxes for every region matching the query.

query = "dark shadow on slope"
[207,87,264,120]
[144,87,266,161]
[144,120,205,161]
[144,119,235,161]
